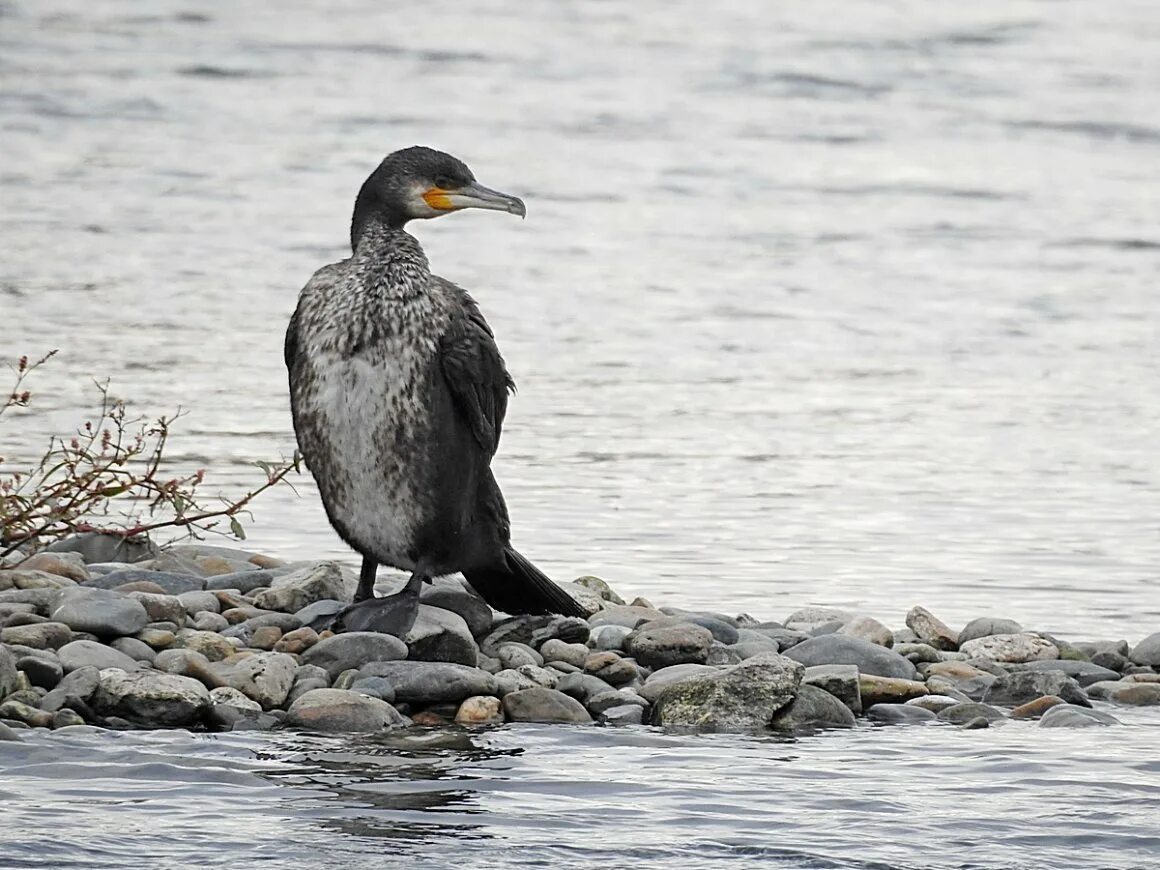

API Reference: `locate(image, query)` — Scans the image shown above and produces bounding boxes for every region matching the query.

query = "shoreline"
[1,535,1158,739]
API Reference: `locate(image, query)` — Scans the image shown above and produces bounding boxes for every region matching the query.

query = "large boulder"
[209,652,297,709]
[301,632,408,680]
[359,660,498,705]
[502,688,592,724]
[784,635,917,680]
[984,670,1089,707]
[1129,632,1160,667]
[405,605,478,666]
[93,668,210,726]
[57,639,142,673]
[286,688,408,732]
[959,633,1058,663]
[626,623,713,669]
[770,684,856,731]
[652,652,803,731]
[51,588,149,637]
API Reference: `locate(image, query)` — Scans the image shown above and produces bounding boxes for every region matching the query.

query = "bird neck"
[350,183,408,249]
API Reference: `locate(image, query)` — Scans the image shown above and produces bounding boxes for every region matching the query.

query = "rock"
[249,626,283,650]
[896,643,943,665]
[273,626,319,655]
[801,663,862,714]
[586,605,666,631]
[172,630,235,662]
[2,568,74,590]
[347,676,396,703]
[770,684,856,731]
[205,570,278,594]
[707,643,745,665]
[959,633,1059,663]
[837,616,893,648]
[153,649,225,689]
[0,621,72,650]
[783,607,852,633]
[625,623,713,669]
[494,668,538,696]
[93,668,210,726]
[110,637,157,663]
[590,624,633,651]
[652,652,803,732]
[405,605,478,666]
[1129,632,1160,666]
[15,552,89,582]
[124,592,186,626]
[586,688,648,716]
[582,652,640,686]
[1010,695,1067,720]
[45,531,157,565]
[957,617,1024,645]
[496,643,543,669]
[654,612,740,645]
[251,562,346,614]
[57,640,141,673]
[865,703,936,724]
[502,688,592,724]
[515,664,559,689]
[177,591,221,616]
[16,654,63,689]
[859,675,928,706]
[287,688,408,732]
[91,569,204,595]
[193,612,230,633]
[0,721,23,741]
[784,635,918,679]
[294,599,346,631]
[539,639,589,668]
[557,672,617,704]
[572,575,625,605]
[51,709,85,729]
[1012,660,1120,687]
[209,686,263,713]
[1090,651,1130,672]
[135,628,176,649]
[1073,639,1131,658]
[51,589,149,637]
[455,695,505,725]
[639,664,717,703]
[0,645,21,697]
[1039,704,1121,728]
[302,632,408,680]
[1085,681,1160,706]
[40,665,100,712]
[420,582,493,637]
[937,702,1006,724]
[0,699,53,728]
[906,694,966,714]
[359,661,498,705]
[600,704,645,725]
[983,671,1089,707]
[210,652,297,709]
[905,606,958,651]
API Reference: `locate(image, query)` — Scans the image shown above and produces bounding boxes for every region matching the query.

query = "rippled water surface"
[2,1,1159,867]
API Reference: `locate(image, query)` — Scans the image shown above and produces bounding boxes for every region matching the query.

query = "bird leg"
[331,564,428,638]
[354,556,379,602]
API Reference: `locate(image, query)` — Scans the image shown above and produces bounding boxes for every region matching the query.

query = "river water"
[1,1,1159,867]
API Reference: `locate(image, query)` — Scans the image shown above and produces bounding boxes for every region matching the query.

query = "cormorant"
[285,146,584,637]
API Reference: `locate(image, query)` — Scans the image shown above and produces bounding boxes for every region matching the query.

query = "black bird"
[285,146,584,636]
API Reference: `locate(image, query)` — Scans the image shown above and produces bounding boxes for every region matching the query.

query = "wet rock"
[652,652,803,731]
[865,703,935,724]
[837,616,893,648]
[57,640,141,673]
[51,589,149,637]
[784,635,918,680]
[557,672,617,703]
[583,652,640,686]
[859,675,928,706]
[172,630,235,662]
[539,639,589,668]
[905,606,958,651]
[420,581,493,637]
[287,688,408,732]
[39,665,100,712]
[937,702,1006,724]
[16,552,89,582]
[455,695,504,725]
[1090,650,1130,672]
[959,633,1059,663]
[626,623,713,669]
[209,686,263,713]
[91,570,204,595]
[405,605,478,667]
[1085,681,1160,706]
[1012,659,1120,687]
[0,621,71,650]
[205,570,278,594]
[586,688,648,716]
[1129,632,1160,667]
[300,632,407,680]
[93,668,210,726]
[905,694,966,714]
[983,670,1089,707]
[51,709,85,729]
[124,592,186,626]
[0,721,23,741]
[1010,695,1067,720]
[347,676,396,703]
[599,703,645,725]
[802,664,862,715]
[210,652,297,709]
[590,625,633,651]
[503,688,592,724]
[771,684,856,731]
[639,664,717,703]
[0,699,53,728]
[110,637,157,663]
[1038,704,1121,728]
[251,561,345,614]
[16,653,63,689]
[360,661,498,705]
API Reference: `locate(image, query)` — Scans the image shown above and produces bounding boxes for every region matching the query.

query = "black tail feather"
[463,547,586,617]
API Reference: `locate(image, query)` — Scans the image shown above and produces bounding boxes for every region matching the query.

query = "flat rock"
[1010,695,1067,720]
[1085,681,1160,706]
[957,617,1024,646]
[89,570,204,595]
[540,639,589,669]
[959,633,1059,663]
[205,570,278,594]
[837,616,893,648]
[172,630,235,662]
[937,702,1006,724]
[784,607,853,633]
[652,652,803,731]
[16,653,63,689]
[906,606,958,651]
[251,562,346,614]
[56,640,141,673]
[209,686,263,713]
[586,605,667,631]
[784,635,918,680]
[359,661,498,705]
[287,688,408,732]
[0,621,72,650]
[1011,660,1120,687]
[1038,704,1121,728]
[860,674,928,706]
[111,637,157,663]
[802,664,862,714]
[626,623,713,669]
[15,552,89,582]
[406,605,479,666]
[420,582,493,637]
[599,703,645,725]
[770,683,856,731]
[93,668,210,726]
[301,632,408,680]
[51,589,149,637]
[639,664,718,703]
[502,687,592,724]
[866,703,936,724]
[905,694,966,713]
[45,531,157,565]
[125,592,186,626]
[210,652,297,709]
[177,591,221,616]
[455,695,505,725]
[983,670,1090,707]
[1129,632,1160,667]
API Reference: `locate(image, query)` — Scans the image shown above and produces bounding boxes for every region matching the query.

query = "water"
[1,1,1159,866]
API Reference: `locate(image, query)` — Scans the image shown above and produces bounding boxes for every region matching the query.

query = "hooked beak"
[423,181,526,218]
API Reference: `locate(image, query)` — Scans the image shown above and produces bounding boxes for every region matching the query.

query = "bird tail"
[463,547,586,618]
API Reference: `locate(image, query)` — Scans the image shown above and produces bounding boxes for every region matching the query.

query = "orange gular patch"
[422,188,455,210]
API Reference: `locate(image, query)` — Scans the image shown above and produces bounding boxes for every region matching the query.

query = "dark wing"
[285,261,348,374]
[436,278,515,457]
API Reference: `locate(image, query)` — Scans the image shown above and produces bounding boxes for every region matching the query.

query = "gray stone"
[0,621,72,650]
[153,649,225,689]
[348,676,396,703]
[906,694,968,713]
[420,582,493,637]
[205,570,278,594]
[251,562,346,614]
[599,703,645,725]
[1129,632,1160,667]
[1038,704,1121,728]
[783,607,853,633]
[557,672,617,703]
[582,651,640,686]
[300,632,407,680]
[586,688,648,716]
[957,617,1024,646]
[1090,651,1130,672]
[496,642,543,669]
[837,616,893,648]
[359,661,498,704]
[784,635,918,680]
[539,639,589,668]
[177,591,221,616]
[210,652,297,709]
[652,653,803,731]
[590,625,632,651]
[639,664,717,703]
[905,606,958,651]
[585,605,666,631]
[959,633,1059,663]
[494,668,538,696]
[40,665,100,712]
[455,695,505,725]
[572,575,626,605]
[124,592,186,626]
[110,637,157,664]
[209,686,263,713]
[896,643,944,665]
[802,664,862,714]
[937,702,1006,724]
[45,532,157,565]
[983,670,1090,707]
[57,640,141,673]
[1085,681,1160,706]
[405,605,479,666]
[626,623,713,669]
[866,703,936,724]
[51,589,149,637]
[515,664,559,689]
[653,612,740,644]
[1011,659,1119,688]
[770,684,856,731]
[294,599,347,631]
[860,674,928,706]
[707,643,745,665]
[0,699,53,728]
[502,687,593,724]
[0,721,23,741]
[193,612,230,633]
[287,688,408,732]
[93,668,210,726]
[171,630,235,662]
[1071,639,1130,659]
[16,654,63,689]
[88,569,204,595]
[0,588,58,612]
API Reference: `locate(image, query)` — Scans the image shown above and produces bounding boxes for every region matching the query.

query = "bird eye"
[434,175,458,190]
